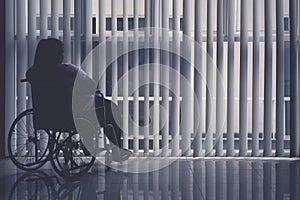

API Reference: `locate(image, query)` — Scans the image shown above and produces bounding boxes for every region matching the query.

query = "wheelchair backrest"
[30,80,75,132]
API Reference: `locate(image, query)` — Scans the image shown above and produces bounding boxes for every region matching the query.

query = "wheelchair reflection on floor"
[8,170,124,200]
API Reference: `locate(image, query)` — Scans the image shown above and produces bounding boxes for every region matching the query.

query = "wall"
[0,0,5,158]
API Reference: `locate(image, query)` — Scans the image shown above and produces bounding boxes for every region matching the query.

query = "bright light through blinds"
[5,0,300,157]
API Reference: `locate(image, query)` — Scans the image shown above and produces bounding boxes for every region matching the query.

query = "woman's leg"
[95,95,122,147]
[95,94,131,162]
[103,99,123,147]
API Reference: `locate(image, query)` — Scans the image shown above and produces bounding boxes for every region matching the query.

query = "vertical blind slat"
[143,0,151,155]
[194,0,203,156]
[28,0,36,66]
[153,0,160,156]
[227,0,235,156]
[92,3,99,82]
[74,0,82,66]
[298,0,300,157]
[216,0,224,156]
[290,0,299,157]
[63,0,71,63]
[85,0,92,76]
[27,0,36,138]
[133,0,139,154]
[5,0,15,156]
[122,0,129,149]
[17,0,27,114]
[99,0,106,95]
[239,0,248,156]
[40,0,48,38]
[263,0,273,156]
[51,0,59,38]
[181,0,192,156]
[111,0,118,104]
[161,0,169,156]
[275,0,285,156]
[206,0,214,156]
[252,0,260,156]
[17,0,27,154]
[171,0,180,156]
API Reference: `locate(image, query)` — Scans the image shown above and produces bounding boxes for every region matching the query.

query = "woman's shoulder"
[55,63,94,84]
[55,64,82,80]
[56,63,79,73]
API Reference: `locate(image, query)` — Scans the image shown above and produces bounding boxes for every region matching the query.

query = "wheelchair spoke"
[17,122,29,136]
[17,145,26,156]
[13,134,28,140]
[22,117,34,135]
[11,143,27,149]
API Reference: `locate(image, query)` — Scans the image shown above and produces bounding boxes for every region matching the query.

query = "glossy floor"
[0,158,299,200]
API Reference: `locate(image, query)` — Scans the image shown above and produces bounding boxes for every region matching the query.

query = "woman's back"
[26,64,78,131]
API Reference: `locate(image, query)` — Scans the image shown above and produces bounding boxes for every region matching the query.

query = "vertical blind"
[5,0,300,157]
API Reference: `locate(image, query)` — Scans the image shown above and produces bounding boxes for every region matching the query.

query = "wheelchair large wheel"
[51,132,95,178]
[8,109,50,171]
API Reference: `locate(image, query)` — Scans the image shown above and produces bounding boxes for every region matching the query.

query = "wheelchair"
[8,79,113,178]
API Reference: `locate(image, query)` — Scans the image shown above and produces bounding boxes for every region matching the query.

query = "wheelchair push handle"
[95,90,104,100]
[95,89,103,96]
[20,78,28,83]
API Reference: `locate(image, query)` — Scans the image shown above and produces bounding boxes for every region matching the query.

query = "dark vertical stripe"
[0,0,5,159]
[290,0,299,157]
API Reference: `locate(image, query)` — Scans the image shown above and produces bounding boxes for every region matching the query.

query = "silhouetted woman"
[26,38,131,162]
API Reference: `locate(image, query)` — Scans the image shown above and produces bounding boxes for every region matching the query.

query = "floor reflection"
[1,158,299,200]
[8,171,103,199]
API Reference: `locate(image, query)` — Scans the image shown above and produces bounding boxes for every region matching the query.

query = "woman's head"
[33,38,64,68]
